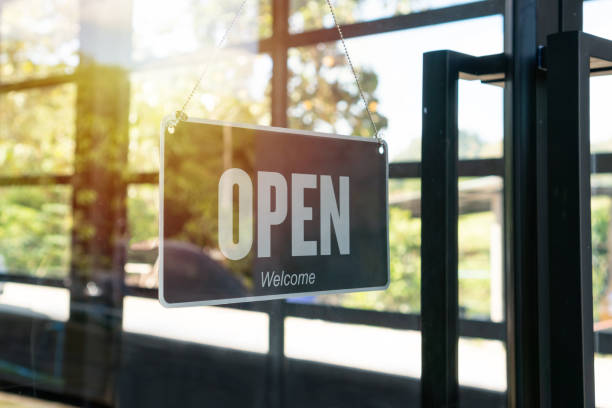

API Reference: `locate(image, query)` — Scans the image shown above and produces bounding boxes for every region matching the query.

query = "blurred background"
[0,0,611,406]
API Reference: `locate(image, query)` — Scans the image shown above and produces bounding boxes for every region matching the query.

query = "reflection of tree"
[289,0,412,33]
[0,186,71,277]
[128,51,270,173]
[337,207,421,313]
[288,43,388,137]
[0,0,79,82]
[69,61,130,280]
[164,124,255,288]
[0,85,76,175]
[3,0,394,294]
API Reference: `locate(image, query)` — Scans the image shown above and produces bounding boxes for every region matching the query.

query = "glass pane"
[590,76,612,153]
[123,297,269,353]
[591,180,612,326]
[289,0,488,34]
[458,176,504,321]
[458,79,503,159]
[0,283,70,321]
[285,318,421,378]
[0,185,72,278]
[126,184,158,288]
[311,179,421,313]
[584,0,612,41]
[287,15,504,162]
[0,0,79,83]
[314,175,504,321]
[129,52,272,173]
[132,0,272,63]
[590,71,612,407]
[284,321,507,394]
[0,83,76,176]
[458,338,506,391]
[595,353,612,407]
[0,282,70,394]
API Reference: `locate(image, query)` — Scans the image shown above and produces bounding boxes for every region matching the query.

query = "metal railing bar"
[0,273,66,288]
[0,74,76,93]
[0,175,72,187]
[286,0,504,49]
[389,158,504,178]
[1,275,611,351]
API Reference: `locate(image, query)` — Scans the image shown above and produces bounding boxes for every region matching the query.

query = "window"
[2,0,610,407]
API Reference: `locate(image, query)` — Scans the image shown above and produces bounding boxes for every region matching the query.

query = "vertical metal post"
[64,1,132,402]
[545,31,595,408]
[421,50,459,408]
[268,2,288,407]
[63,1,132,404]
[271,0,289,128]
[268,301,285,408]
[503,0,548,404]
[560,0,583,32]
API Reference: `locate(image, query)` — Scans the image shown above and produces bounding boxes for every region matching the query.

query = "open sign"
[217,169,350,260]
[159,118,389,307]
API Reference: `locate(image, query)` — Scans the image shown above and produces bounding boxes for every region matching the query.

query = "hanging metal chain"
[173,0,250,125]
[325,0,381,142]
[172,0,382,143]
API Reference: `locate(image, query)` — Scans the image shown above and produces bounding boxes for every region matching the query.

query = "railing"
[1,272,610,354]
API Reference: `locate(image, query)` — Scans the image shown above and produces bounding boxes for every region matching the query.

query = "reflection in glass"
[289,0,483,34]
[315,179,420,313]
[0,84,76,176]
[0,185,72,278]
[0,0,79,83]
[288,16,504,162]
[126,184,158,288]
[129,52,272,173]
[288,43,388,138]
[315,176,503,321]
[132,0,272,63]
[457,177,503,321]
[591,175,612,325]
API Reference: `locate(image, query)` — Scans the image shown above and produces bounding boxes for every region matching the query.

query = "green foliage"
[127,185,159,245]
[128,52,271,173]
[458,211,494,318]
[0,0,78,82]
[0,85,76,176]
[592,197,611,321]
[0,186,71,277]
[288,43,388,138]
[340,207,421,313]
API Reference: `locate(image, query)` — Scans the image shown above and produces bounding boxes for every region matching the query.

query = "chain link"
[176,0,250,122]
[324,0,381,142]
[174,0,382,144]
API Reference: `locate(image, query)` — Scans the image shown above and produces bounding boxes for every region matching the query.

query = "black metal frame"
[421,50,506,407]
[544,30,612,408]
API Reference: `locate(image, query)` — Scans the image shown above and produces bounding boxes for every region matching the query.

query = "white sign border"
[159,116,390,307]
